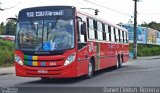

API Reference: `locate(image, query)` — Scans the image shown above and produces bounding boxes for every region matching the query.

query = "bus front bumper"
[15,63,77,78]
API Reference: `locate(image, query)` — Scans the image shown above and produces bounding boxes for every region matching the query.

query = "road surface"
[0,56,160,93]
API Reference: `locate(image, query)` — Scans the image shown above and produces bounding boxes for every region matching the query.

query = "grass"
[0,40,14,67]
[130,43,160,57]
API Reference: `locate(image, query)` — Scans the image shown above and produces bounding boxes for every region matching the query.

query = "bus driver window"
[49,20,74,50]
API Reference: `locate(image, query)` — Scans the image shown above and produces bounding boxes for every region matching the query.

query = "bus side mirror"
[81,23,86,35]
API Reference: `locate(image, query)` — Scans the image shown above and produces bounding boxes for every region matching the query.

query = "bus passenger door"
[76,19,89,76]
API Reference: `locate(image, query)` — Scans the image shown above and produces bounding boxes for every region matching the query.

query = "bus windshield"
[16,19,74,51]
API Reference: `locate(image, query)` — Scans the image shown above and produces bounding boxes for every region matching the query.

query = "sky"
[0,0,160,24]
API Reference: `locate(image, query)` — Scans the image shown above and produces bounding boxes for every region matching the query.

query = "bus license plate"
[38,70,48,74]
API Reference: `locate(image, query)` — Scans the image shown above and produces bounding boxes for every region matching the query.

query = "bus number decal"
[27,12,34,17]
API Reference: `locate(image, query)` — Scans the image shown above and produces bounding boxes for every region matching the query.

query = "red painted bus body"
[14,6,129,78]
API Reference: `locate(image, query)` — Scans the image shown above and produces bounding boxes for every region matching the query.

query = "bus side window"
[94,20,97,40]
[111,27,115,42]
[97,21,103,40]
[126,32,128,43]
[118,30,121,42]
[114,29,116,42]
[78,21,86,42]
[124,31,126,43]
[77,18,87,50]
[122,31,124,43]
[120,30,123,43]
[115,28,119,42]
[108,26,111,41]
[105,25,109,41]
[102,23,106,40]
[88,18,95,40]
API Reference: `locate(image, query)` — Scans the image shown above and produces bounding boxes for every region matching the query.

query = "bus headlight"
[15,55,23,65]
[64,52,76,66]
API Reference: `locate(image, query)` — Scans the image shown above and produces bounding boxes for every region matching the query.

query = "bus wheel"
[85,60,94,79]
[119,57,122,68]
[119,55,123,68]
[116,55,122,69]
[116,56,119,68]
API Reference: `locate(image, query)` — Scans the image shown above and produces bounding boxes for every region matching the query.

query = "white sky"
[0,0,160,24]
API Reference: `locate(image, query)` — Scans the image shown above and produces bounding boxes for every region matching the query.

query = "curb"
[129,55,160,60]
[0,66,15,76]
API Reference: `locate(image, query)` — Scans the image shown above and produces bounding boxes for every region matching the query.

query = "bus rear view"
[15,6,78,78]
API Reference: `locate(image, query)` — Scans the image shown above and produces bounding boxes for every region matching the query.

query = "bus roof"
[77,9,128,32]
[19,6,75,11]
[18,5,127,32]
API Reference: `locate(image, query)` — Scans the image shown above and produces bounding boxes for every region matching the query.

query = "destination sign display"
[18,6,74,20]
[26,10,64,18]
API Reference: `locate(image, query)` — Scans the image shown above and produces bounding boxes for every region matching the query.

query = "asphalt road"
[1,56,160,93]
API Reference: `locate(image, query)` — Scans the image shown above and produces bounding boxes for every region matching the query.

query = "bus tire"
[116,55,122,69]
[119,55,123,68]
[116,56,119,69]
[85,60,94,79]
[119,58,122,68]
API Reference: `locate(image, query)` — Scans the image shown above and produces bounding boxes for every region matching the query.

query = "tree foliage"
[0,22,5,34]
[0,22,16,35]
[5,21,16,35]
[0,2,16,35]
[141,21,160,31]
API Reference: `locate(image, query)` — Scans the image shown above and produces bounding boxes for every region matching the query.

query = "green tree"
[5,21,16,35]
[141,21,160,31]
[0,22,5,34]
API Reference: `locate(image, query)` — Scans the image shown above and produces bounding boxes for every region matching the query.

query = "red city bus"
[14,6,129,79]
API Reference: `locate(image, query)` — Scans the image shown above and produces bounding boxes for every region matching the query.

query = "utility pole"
[133,0,139,59]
